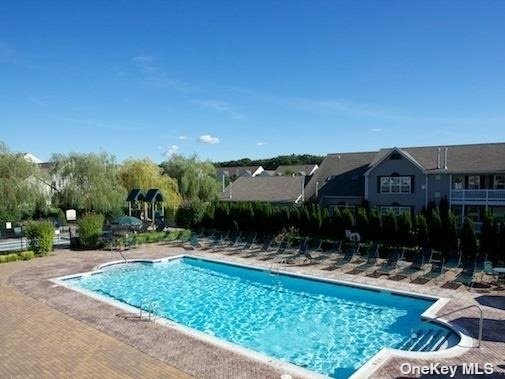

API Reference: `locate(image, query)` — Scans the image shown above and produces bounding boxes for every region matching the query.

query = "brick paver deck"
[1,243,505,378]
[0,284,191,379]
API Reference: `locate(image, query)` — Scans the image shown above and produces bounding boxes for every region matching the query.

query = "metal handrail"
[117,249,128,263]
[421,304,484,348]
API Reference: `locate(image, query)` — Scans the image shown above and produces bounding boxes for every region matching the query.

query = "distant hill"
[214,154,325,170]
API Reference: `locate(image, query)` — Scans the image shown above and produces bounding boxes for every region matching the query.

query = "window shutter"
[377,177,381,193]
[411,176,415,193]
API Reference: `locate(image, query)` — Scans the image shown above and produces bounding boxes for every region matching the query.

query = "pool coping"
[50,254,473,379]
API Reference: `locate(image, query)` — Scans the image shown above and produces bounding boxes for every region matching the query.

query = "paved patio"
[1,243,505,378]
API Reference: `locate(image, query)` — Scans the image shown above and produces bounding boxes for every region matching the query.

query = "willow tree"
[0,143,48,224]
[160,155,219,202]
[118,158,182,219]
[50,152,125,217]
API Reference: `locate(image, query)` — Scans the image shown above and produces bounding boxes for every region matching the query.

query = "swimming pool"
[58,256,460,378]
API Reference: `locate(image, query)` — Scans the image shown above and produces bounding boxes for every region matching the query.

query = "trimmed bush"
[0,255,6,263]
[24,220,55,256]
[498,223,505,264]
[381,212,398,245]
[428,210,443,249]
[78,213,104,249]
[460,217,478,261]
[6,253,18,262]
[356,208,369,241]
[341,208,354,231]
[397,212,413,246]
[176,201,206,228]
[19,251,35,260]
[415,214,428,247]
[480,211,497,261]
[367,208,382,242]
[441,211,459,256]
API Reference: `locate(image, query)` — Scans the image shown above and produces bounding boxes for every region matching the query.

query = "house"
[273,164,319,177]
[21,154,54,203]
[215,166,264,180]
[256,170,276,177]
[306,142,505,226]
[218,176,306,204]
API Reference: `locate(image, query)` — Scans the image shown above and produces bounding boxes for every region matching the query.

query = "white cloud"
[130,55,195,92]
[370,128,382,132]
[198,135,220,144]
[194,100,244,120]
[256,141,266,146]
[165,145,179,157]
[178,135,188,140]
[131,55,155,72]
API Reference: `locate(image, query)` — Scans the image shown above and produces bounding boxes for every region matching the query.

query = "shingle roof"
[126,189,145,202]
[402,143,505,173]
[144,188,164,202]
[216,166,262,178]
[304,152,377,199]
[306,142,505,200]
[274,164,318,176]
[257,170,275,177]
[218,176,305,203]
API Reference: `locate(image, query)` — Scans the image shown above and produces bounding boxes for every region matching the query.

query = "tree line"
[176,200,505,264]
[0,143,219,226]
[214,154,324,170]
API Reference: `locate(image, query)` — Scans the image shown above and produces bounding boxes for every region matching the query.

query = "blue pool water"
[65,257,449,378]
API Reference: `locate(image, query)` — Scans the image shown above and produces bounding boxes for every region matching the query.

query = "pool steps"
[399,329,451,352]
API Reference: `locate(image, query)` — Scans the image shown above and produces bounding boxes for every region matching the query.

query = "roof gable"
[304,151,377,199]
[144,188,164,202]
[364,147,425,176]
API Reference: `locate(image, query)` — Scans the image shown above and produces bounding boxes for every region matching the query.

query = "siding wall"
[366,154,426,213]
[427,174,451,204]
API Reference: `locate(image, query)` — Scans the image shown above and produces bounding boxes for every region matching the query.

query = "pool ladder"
[269,261,283,275]
[140,299,160,321]
[269,262,284,288]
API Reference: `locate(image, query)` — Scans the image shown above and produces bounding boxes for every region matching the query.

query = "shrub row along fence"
[176,201,505,263]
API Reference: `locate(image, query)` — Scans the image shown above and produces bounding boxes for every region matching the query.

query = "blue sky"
[1,1,504,162]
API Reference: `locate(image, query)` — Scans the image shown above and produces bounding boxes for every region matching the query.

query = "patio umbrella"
[112,215,143,226]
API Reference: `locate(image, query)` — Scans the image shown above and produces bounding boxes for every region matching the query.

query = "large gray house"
[306,142,505,226]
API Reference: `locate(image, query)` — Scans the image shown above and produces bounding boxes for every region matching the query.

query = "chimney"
[444,147,448,170]
[437,148,441,169]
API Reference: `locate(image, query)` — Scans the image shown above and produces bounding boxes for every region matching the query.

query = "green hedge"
[78,213,105,249]
[19,251,35,260]
[0,251,35,263]
[24,220,55,256]
[176,201,206,228]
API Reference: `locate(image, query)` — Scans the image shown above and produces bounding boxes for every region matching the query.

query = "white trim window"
[494,175,505,190]
[452,175,464,190]
[380,176,411,194]
[380,206,411,216]
[467,175,481,190]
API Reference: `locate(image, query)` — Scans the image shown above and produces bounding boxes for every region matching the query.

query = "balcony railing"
[451,189,505,203]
